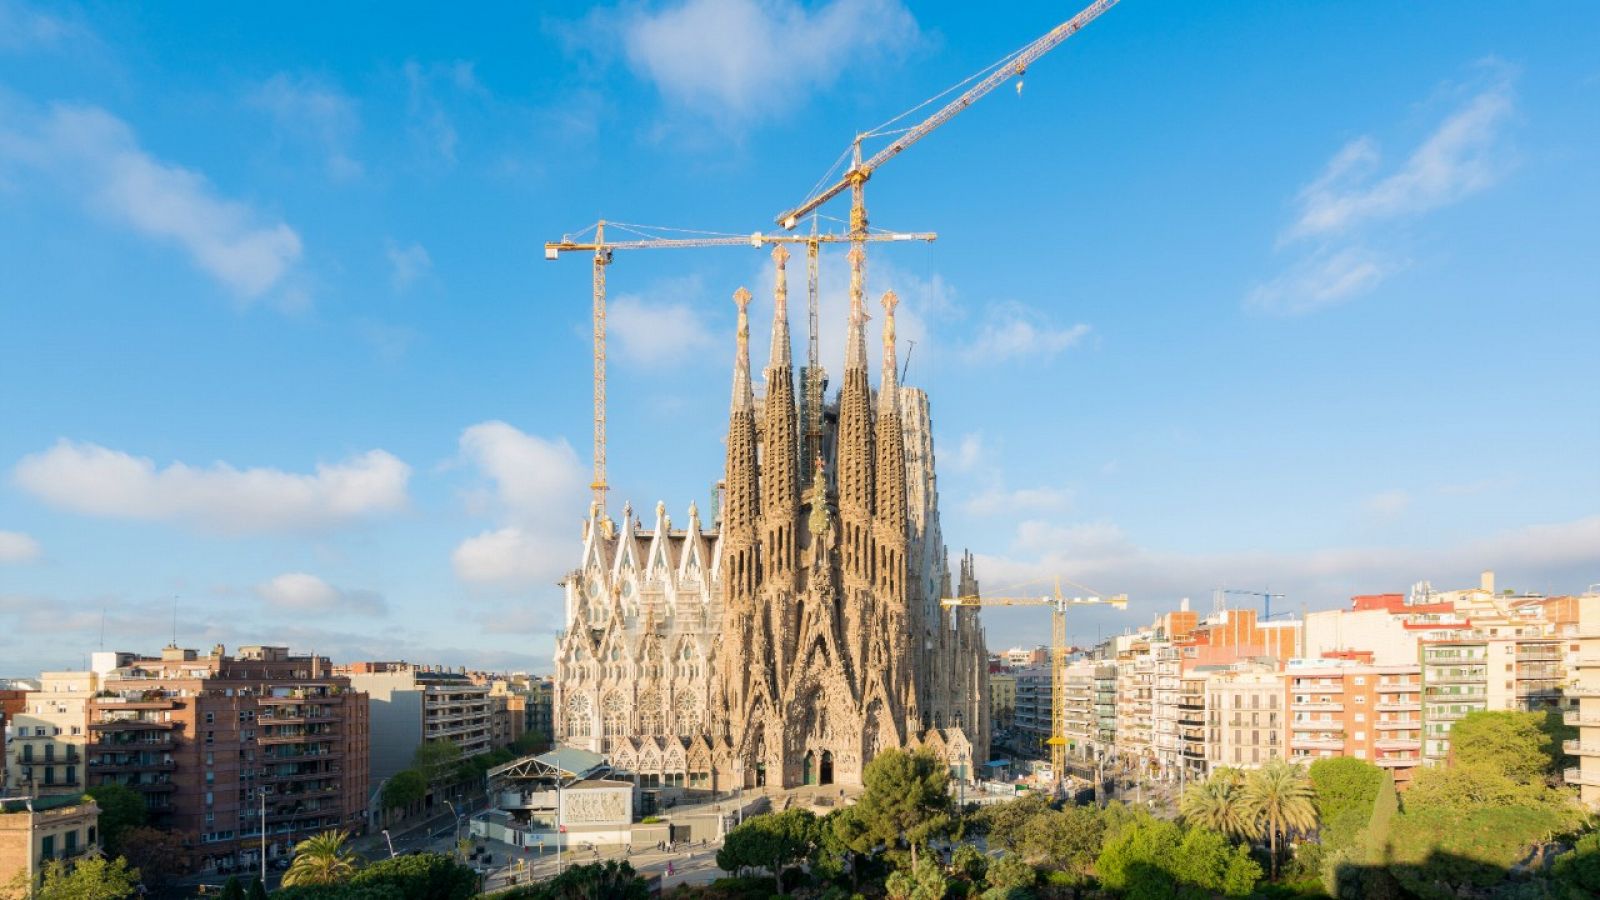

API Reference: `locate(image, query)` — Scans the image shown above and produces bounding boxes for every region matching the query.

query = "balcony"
[1290,683,1345,694]
[1564,711,1600,727]
[1291,720,1343,732]
[1563,740,1600,757]
[90,719,177,732]
[1377,756,1421,768]
[1291,738,1345,751]
[1515,646,1563,662]
[1376,700,1421,712]
[1563,767,1600,787]
[1376,738,1421,751]
[259,692,340,705]
[1424,671,1486,685]
[1566,685,1600,700]
[259,730,339,746]
[89,758,176,773]
[1294,702,1344,712]
[1375,720,1417,731]
[1375,682,1420,693]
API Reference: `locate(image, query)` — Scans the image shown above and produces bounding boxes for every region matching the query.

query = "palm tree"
[1180,769,1258,840]
[1243,759,1318,880]
[281,829,358,887]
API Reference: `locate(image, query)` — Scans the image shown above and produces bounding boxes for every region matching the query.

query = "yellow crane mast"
[943,580,1127,784]
[544,220,936,511]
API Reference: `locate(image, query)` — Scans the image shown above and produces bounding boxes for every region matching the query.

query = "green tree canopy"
[716,808,818,894]
[1180,770,1258,842]
[1308,756,1383,852]
[83,783,147,853]
[412,740,465,785]
[347,852,478,900]
[1095,814,1259,900]
[1242,758,1318,881]
[846,749,953,868]
[117,825,188,887]
[1449,710,1559,785]
[32,855,141,900]
[496,860,649,900]
[382,768,428,812]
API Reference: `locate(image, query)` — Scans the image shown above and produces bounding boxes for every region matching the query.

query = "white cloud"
[952,433,985,473]
[960,304,1091,363]
[0,530,41,564]
[1246,246,1397,315]
[0,1,92,52]
[1250,65,1516,314]
[386,240,432,291]
[964,485,1075,519]
[0,103,303,302]
[255,572,386,615]
[451,422,587,588]
[11,440,410,534]
[1362,489,1412,518]
[250,73,362,180]
[609,0,921,124]
[1288,72,1516,240]
[610,292,716,366]
[405,60,480,165]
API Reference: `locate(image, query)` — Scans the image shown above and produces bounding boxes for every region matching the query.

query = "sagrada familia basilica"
[553,246,988,791]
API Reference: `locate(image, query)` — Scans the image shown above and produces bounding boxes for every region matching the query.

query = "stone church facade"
[553,247,988,791]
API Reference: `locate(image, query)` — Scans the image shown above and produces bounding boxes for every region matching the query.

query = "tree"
[32,856,140,900]
[716,808,817,893]
[347,852,478,900]
[950,844,989,883]
[248,878,270,900]
[1095,815,1259,900]
[1243,758,1317,880]
[83,783,147,853]
[117,826,188,888]
[1449,710,1558,785]
[221,876,245,900]
[282,829,359,887]
[1180,771,1257,841]
[497,860,649,900]
[511,730,550,756]
[847,749,952,868]
[1307,757,1383,852]
[382,769,428,816]
[412,740,464,785]
[886,857,947,900]
[984,853,1036,894]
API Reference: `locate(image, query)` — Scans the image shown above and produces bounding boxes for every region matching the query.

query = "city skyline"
[4,0,1599,677]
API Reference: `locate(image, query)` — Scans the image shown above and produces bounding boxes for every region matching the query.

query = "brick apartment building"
[84,645,369,875]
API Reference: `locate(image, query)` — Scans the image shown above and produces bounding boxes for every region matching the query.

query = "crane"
[943,579,1127,784]
[774,0,1122,264]
[1219,588,1287,622]
[544,220,936,511]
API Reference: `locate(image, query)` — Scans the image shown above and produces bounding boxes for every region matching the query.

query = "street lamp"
[445,800,463,859]
[381,829,397,859]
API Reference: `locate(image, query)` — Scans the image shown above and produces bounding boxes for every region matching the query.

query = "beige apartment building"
[340,664,491,786]
[5,672,100,796]
[1566,591,1600,808]
[988,670,1016,732]
[1114,650,1154,772]
[1061,661,1096,764]
[0,794,100,887]
[1177,670,1209,780]
[1205,664,1284,770]
[1421,630,1564,764]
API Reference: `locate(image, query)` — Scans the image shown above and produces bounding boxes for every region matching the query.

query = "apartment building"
[1177,670,1209,780]
[1421,630,1564,764]
[988,670,1016,732]
[1114,650,1154,771]
[1092,663,1117,751]
[1061,661,1096,762]
[1151,645,1182,779]
[341,663,492,786]
[1564,591,1600,808]
[0,794,99,887]
[84,645,370,874]
[1011,667,1051,757]
[526,676,554,740]
[1286,660,1423,783]
[5,672,99,796]
[1205,664,1284,770]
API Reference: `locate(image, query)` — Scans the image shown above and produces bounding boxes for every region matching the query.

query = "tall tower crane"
[943,580,1127,784]
[774,0,1121,321]
[1219,588,1287,621]
[544,220,936,511]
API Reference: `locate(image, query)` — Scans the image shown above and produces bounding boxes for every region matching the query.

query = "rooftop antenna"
[171,595,178,648]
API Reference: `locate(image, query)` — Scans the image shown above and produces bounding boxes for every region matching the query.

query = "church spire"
[874,290,913,728]
[835,245,875,586]
[762,246,800,586]
[723,286,760,601]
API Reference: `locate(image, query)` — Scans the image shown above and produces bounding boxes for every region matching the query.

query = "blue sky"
[2,0,1597,675]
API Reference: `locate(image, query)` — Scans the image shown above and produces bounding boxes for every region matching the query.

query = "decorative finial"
[772,244,790,269]
[655,500,665,521]
[730,287,753,412]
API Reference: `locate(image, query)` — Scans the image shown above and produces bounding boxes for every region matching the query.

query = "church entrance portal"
[820,750,834,785]
[803,752,816,786]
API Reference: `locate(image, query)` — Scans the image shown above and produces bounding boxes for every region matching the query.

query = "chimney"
[1481,570,1495,594]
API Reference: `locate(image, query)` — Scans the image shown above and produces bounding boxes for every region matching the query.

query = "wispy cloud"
[960,303,1091,363]
[608,276,717,367]
[11,440,410,534]
[0,102,305,304]
[386,239,432,291]
[0,1,94,53]
[964,484,1075,518]
[571,0,921,127]
[0,530,41,564]
[255,572,386,616]
[250,72,362,180]
[1362,488,1412,518]
[1249,63,1517,315]
[404,60,482,166]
